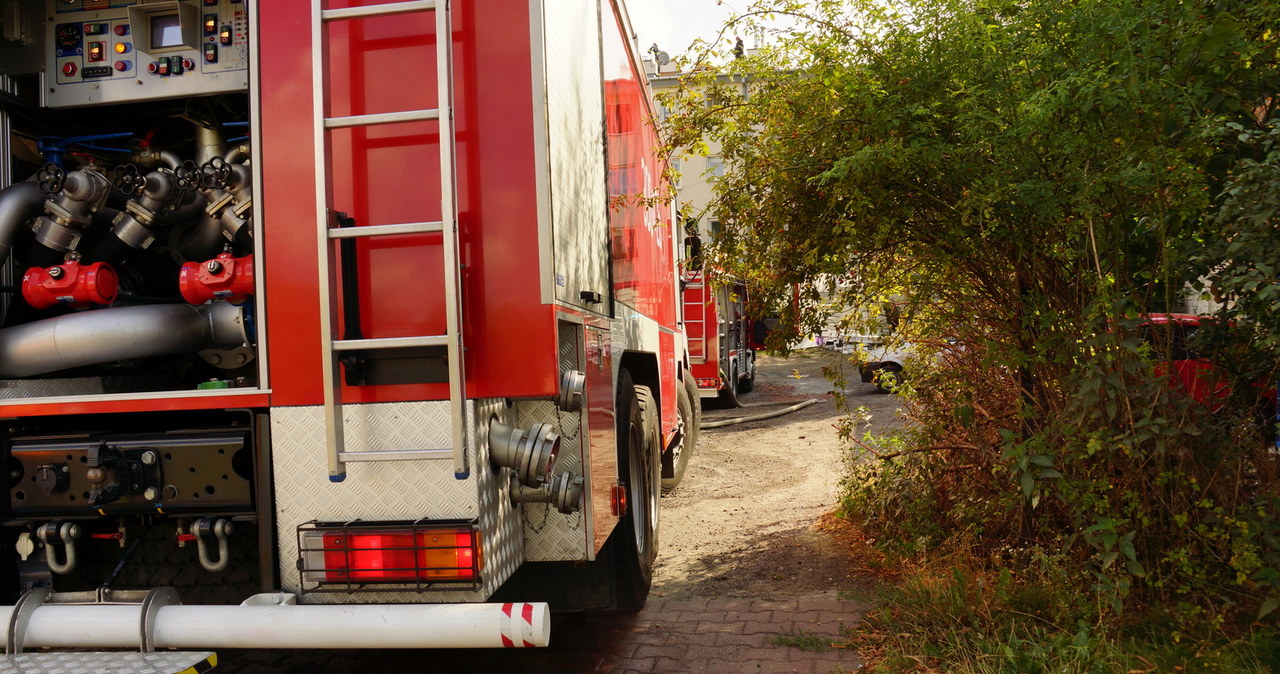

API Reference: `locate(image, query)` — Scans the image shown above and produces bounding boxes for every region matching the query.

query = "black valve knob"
[37,163,64,195]
[200,156,232,189]
[112,163,144,194]
[174,160,201,193]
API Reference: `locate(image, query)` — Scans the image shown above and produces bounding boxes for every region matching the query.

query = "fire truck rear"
[0,0,694,659]
[682,258,756,408]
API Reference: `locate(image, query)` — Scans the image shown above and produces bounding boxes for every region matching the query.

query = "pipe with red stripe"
[0,596,551,650]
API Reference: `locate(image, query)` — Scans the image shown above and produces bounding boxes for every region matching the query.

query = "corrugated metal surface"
[271,400,523,603]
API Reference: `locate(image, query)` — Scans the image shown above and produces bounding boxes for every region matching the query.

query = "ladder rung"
[325,109,439,129]
[322,1,436,22]
[333,336,448,351]
[338,449,452,462]
[329,221,444,239]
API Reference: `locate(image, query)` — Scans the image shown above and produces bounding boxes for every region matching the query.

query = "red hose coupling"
[180,253,255,304]
[22,261,119,309]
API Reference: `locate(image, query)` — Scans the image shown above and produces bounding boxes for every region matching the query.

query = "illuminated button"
[61,62,77,77]
[114,60,131,72]
[114,42,130,54]
[114,24,129,36]
[87,41,105,62]
[204,15,217,35]
[204,43,218,63]
[219,26,233,46]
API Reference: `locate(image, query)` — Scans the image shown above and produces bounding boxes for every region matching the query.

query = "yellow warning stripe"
[174,653,216,674]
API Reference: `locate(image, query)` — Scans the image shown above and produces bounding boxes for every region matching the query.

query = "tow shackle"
[193,516,233,573]
[35,521,80,575]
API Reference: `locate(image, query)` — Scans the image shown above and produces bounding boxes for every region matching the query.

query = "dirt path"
[654,348,903,602]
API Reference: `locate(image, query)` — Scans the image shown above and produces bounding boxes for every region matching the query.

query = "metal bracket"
[139,587,179,652]
[6,587,49,654]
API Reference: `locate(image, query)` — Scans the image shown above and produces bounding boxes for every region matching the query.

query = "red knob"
[61,62,77,77]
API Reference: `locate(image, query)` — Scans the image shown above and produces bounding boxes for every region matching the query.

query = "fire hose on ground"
[700,399,820,429]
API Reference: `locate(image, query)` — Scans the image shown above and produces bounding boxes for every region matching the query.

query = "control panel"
[46,0,248,108]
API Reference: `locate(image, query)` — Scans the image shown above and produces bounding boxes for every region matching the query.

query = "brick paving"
[217,596,867,672]
[593,598,868,673]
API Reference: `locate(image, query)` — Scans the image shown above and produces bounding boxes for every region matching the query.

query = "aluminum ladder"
[683,270,708,363]
[311,0,466,481]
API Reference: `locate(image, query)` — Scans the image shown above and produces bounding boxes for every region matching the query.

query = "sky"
[628,0,740,60]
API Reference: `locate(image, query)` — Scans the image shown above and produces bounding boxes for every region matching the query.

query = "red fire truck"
[0,0,695,660]
[682,241,756,408]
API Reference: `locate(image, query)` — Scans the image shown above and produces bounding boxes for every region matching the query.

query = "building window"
[707,156,724,179]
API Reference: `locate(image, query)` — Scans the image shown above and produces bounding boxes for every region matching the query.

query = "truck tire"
[611,370,660,612]
[661,379,695,494]
[738,353,756,394]
[680,368,701,452]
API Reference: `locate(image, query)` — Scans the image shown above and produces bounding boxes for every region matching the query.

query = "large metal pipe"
[0,181,48,267]
[0,601,550,649]
[0,302,247,377]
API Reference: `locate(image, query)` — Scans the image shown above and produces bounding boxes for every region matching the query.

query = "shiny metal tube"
[0,181,48,267]
[0,601,550,650]
[224,143,251,164]
[195,125,225,165]
[0,302,247,378]
[158,151,182,170]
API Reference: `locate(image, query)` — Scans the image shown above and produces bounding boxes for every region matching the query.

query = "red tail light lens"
[301,524,481,585]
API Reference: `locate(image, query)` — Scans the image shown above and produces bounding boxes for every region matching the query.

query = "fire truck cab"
[0,0,693,658]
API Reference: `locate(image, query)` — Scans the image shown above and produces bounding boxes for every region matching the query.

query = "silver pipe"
[0,302,247,378]
[158,151,181,170]
[223,143,250,164]
[0,181,49,267]
[195,125,224,166]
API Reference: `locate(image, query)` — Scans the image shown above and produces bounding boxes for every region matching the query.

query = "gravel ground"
[653,348,903,602]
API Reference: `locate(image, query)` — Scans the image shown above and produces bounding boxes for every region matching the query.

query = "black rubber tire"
[661,380,695,494]
[682,368,702,451]
[875,363,903,393]
[611,370,660,612]
[738,353,756,394]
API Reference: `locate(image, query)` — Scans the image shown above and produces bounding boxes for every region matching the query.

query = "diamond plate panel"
[520,322,594,561]
[559,320,581,373]
[0,378,102,398]
[543,0,609,311]
[0,651,215,674]
[272,400,524,604]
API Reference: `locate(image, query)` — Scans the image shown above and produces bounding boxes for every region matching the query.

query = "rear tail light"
[298,520,481,589]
